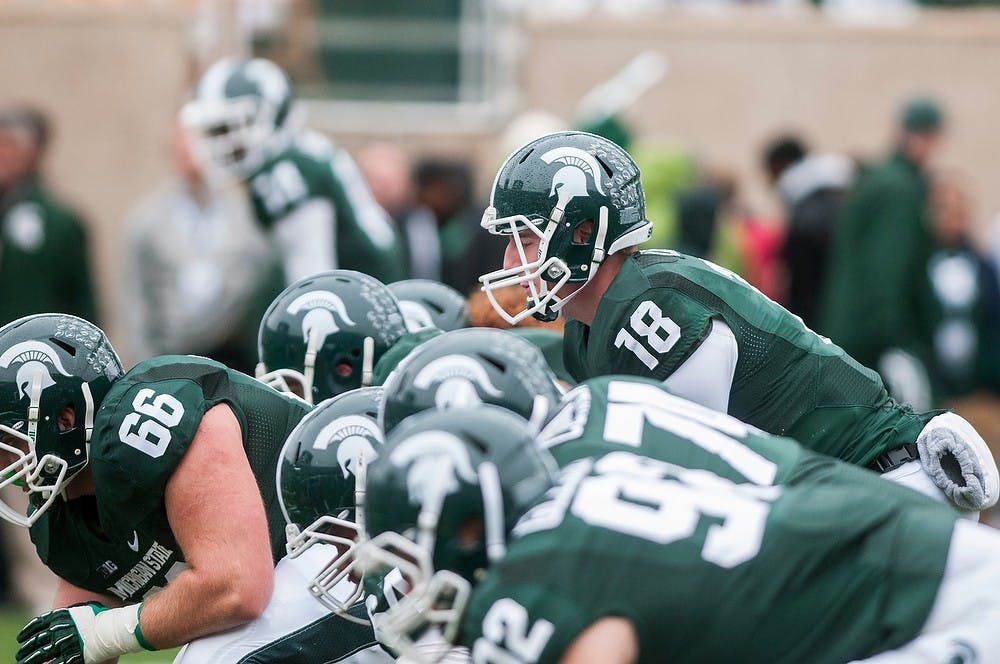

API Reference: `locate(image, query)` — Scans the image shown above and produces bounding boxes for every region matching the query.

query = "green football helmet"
[387,280,470,333]
[480,131,653,323]
[277,386,383,619]
[257,270,407,404]
[379,328,563,433]
[357,406,557,659]
[0,314,123,527]
[180,57,299,179]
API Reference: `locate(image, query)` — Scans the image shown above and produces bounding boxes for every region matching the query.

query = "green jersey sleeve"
[249,138,406,285]
[91,374,209,522]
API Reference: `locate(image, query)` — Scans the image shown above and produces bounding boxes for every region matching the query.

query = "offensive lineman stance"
[0,314,380,663]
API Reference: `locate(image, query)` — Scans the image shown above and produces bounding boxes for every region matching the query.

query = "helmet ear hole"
[335,361,354,378]
[50,339,76,356]
[572,220,594,245]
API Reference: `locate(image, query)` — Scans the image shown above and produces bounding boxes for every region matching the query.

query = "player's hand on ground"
[16,602,109,664]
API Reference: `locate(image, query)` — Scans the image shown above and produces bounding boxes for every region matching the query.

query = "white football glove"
[917,412,999,511]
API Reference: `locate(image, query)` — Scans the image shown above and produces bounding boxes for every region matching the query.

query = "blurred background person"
[926,171,1000,402]
[0,107,98,326]
[763,134,854,329]
[0,106,89,616]
[356,141,440,281]
[119,123,281,374]
[414,156,506,294]
[820,96,945,409]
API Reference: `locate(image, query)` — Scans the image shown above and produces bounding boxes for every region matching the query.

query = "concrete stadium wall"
[0,4,190,348]
[4,4,1000,352]
[518,8,1000,235]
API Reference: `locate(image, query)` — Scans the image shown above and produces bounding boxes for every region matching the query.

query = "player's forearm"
[136,565,273,649]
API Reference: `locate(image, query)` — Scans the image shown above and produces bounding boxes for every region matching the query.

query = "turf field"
[0,608,181,662]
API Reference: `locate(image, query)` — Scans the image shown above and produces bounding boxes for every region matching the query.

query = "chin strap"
[362,337,375,387]
[302,326,321,400]
[81,382,95,443]
[479,462,506,563]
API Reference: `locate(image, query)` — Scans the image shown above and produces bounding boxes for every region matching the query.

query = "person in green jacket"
[820,97,945,409]
[0,108,98,326]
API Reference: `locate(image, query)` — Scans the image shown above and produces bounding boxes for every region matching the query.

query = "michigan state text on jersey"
[29,354,308,602]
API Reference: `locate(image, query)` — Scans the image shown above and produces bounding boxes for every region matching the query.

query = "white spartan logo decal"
[0,341,73,399]
[412,355,504,410]
[397,300,435,333]
[540,147,605,213]
[286,291,357,348]
[311,414,382,479]
[389,431,478,507]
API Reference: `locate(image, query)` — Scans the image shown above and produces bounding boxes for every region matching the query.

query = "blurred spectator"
[120,124,282,374]
[820,96,945,409]
[415,157,506,294]
[0,107,98,325]
[763,134,854,329]
[0,106,91,613]
[356,142,439,280]
[926,172,1000,399]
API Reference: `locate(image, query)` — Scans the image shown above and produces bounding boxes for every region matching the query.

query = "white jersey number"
[572,452,776,568]
[473,598,554,664]
[614,300,680,370]
[118,389,186,458]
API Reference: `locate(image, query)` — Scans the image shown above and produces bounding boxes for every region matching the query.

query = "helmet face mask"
[181,95,276,179]
[479,131,652,323]
[276,386,385,620]
[479,210,574,324]
[181,58,297,182]
[360,407,558,658]
[352,531,471,659]
[0,315,123,527]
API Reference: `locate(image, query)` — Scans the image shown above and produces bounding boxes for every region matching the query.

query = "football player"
[256,269,408,404]
[0,314,375,663]
[277,387,383,615]
[478,130,998,515]
[180,57,406,286]
[358,404,1000,664]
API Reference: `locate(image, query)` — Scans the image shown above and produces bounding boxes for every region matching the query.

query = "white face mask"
[478,207,578,325]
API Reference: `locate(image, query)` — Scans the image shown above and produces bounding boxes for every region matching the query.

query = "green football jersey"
[462,376,955,664]
[248,133,406,284]
[29,355,310,602]
[563,250,938,465]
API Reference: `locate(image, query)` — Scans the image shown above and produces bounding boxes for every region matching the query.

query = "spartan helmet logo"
[311,414,383,479]
[540,146,606,213]
[412,356,504,411]
[286,291,357,349]
[389,431,477,507]
[0,341,73,400]
[397,300,435,333]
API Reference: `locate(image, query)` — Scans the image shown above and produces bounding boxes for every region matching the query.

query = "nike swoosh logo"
[127,531,139,552]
